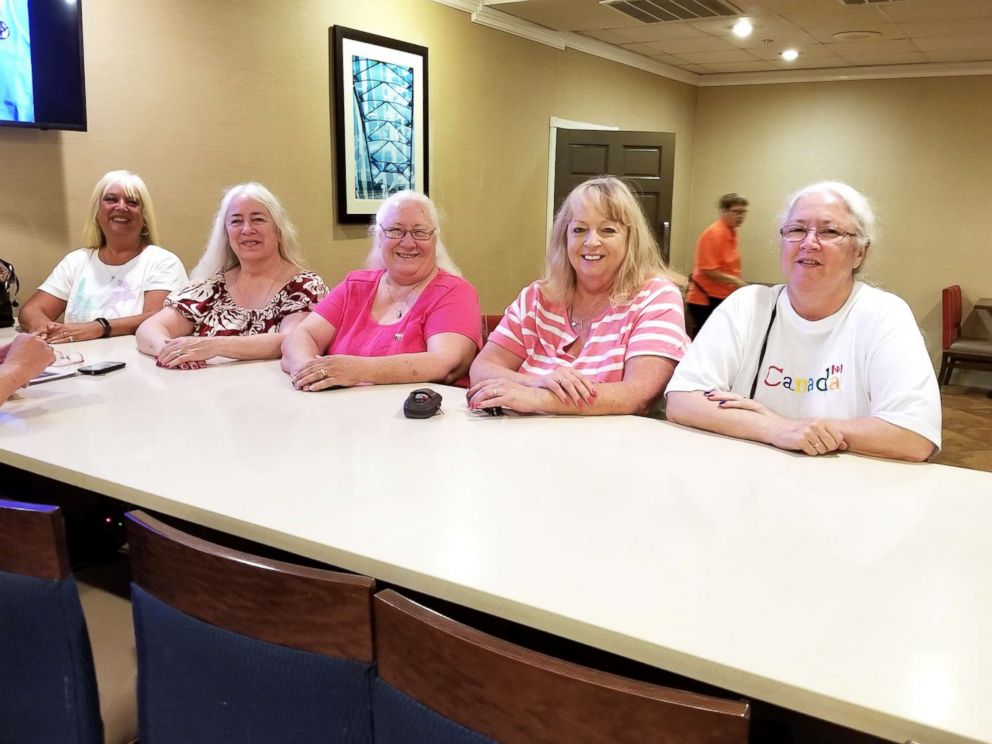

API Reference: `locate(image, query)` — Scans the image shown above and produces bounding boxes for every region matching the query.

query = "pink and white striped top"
[489,278,689,382]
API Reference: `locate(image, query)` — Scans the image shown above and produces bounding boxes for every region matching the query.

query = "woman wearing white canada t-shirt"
[666,181,940,462]
[18,170,187,343]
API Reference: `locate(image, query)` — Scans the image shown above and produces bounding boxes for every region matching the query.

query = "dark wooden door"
[554,129,675,263]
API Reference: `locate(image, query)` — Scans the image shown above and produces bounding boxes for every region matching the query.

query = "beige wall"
[689,75,992,379]
[0,0,697,316]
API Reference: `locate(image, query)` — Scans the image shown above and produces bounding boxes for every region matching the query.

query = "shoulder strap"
[748,288,784,399]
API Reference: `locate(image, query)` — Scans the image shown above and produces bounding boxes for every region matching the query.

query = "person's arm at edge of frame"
[0,335,56,404]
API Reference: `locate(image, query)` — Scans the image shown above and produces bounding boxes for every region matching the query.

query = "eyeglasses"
[380,226,436,241]
[779,225,858,243]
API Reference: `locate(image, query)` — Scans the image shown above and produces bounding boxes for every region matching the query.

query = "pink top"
[489,278,688,382]
[313,269,482,385]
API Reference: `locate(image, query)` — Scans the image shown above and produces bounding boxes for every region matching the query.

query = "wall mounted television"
[0,0,87,131]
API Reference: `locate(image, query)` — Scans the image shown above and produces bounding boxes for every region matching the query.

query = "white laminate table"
[2,333,992,744]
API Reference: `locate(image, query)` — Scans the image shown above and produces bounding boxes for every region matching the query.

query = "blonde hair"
[364,190,462,277]
[543,176,683,305]
[82,170,160,249]
[190,182,304,281]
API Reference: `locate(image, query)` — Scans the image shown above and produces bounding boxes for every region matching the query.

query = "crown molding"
[695,61,992,87]
[430,1,992,88]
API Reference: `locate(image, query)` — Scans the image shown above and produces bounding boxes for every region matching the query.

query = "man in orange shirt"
[686,193,748,337]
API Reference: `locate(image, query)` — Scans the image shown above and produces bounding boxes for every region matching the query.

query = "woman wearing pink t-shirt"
[281,191,481,390]
[468,177,689,416]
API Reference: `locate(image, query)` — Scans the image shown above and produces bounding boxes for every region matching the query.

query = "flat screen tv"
[0,0,87,131]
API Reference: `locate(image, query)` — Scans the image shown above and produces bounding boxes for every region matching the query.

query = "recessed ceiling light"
[732,18,753,38]
[781,48,799,61]
[832,30,883,41]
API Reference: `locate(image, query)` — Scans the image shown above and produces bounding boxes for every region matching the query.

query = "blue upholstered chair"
[372,589,750,744]
[125,510,376,744]
[0,498,137,744]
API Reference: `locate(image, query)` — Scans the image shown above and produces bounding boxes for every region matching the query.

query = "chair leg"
[938,353,949,386]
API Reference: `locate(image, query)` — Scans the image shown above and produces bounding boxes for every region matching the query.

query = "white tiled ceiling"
[480,0,992,77]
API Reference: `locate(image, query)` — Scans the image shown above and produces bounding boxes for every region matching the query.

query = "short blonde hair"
[543,176,683,305]
[190,182,304,281]
[82,170,160,249]
[364,190,462,277]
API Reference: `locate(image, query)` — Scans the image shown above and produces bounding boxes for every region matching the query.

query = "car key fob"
[404,388,443,419]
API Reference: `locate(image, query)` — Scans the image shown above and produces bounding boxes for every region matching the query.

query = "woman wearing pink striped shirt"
[468,176,689,415]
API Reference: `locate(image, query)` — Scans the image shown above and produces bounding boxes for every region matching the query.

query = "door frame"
[547,117,618,242]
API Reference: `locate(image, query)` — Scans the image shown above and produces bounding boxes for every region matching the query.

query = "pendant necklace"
[98,248,132,286]
[568,298,609,333]
[384,272,433,319]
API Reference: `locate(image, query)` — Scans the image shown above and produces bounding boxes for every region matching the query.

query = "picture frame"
[331,26,429,224]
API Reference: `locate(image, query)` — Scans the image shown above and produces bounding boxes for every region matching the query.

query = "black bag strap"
[748,287,784,399]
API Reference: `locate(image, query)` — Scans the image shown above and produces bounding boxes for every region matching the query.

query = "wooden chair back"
[0,499,106,743]
[481,314,504,344]
[126,510,375,660]
[0,498,70,579]
[373,589,750,744]
[942,284,962,350]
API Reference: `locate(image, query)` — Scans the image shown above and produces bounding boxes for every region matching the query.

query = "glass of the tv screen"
[0,0,87,131]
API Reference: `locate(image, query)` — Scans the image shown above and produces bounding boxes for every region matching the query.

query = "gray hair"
[783,180,876,251]
[364,190,462,277]
[190,182,304,281]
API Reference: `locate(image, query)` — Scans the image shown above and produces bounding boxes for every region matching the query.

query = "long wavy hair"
[190,182,304,281]
[82,170,160,249]
[542,176,684,305]
[364,190,462,277]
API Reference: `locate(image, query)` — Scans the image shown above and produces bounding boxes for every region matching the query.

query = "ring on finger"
[320,369,327,379]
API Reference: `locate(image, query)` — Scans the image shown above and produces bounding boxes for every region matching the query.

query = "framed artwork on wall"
[331,26,429,224]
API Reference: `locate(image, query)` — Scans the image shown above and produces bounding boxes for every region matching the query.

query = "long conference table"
[2,331,991,744]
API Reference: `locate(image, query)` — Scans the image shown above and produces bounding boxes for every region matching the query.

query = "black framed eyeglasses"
[380,226,436,241]
[779,225,857,243]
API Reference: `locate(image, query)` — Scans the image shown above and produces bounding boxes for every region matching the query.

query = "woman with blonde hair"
[19,170,187,342]
[468,176,689,415]
[137,182,327,369]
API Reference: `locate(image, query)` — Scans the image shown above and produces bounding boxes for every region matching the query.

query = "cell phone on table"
[78,361,126,375]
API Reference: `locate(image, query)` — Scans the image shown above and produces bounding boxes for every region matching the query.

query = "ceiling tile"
[749,43,836,61]
[914,35,992,52]
[835,51,929,66]
[923,48,992,63]
[823,38,918,56]
[698,60,780,73]
[677,48,762,64]
[880,0,992,23]
[780,7,890,31]
[650,36,740,55]
[895,18,992,39]
[599,22,710,44]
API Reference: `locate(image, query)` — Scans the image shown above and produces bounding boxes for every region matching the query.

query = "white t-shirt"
[666,282,942,450]
[38,245,188,323]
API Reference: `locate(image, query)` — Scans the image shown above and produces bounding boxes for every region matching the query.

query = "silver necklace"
[384,273,433,319]
[568,299,609,332]
[97,249,132,285]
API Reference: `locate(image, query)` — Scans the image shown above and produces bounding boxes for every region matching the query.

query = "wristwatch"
[95,317,112,338]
